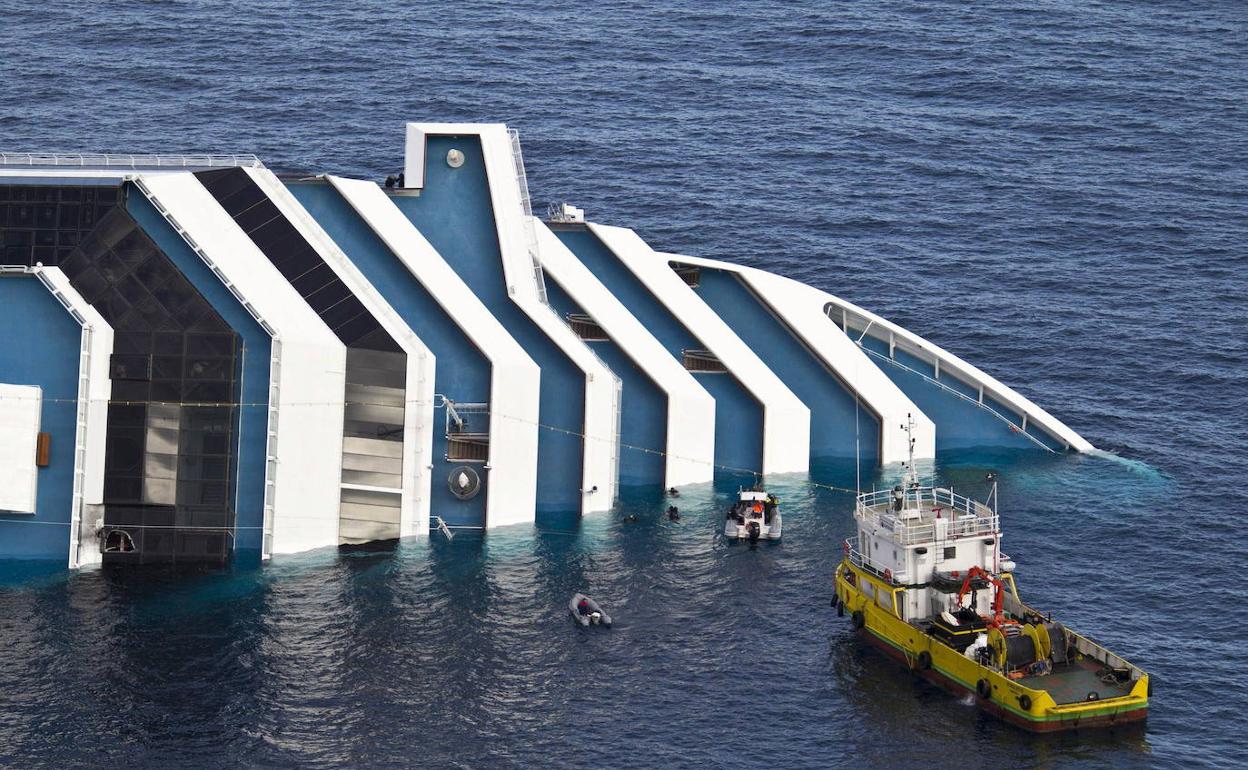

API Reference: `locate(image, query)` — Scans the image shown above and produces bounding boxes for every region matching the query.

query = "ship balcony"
[855,487,998,546]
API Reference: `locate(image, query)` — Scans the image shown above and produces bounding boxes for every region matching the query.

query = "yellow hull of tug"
[834,560,1148,732]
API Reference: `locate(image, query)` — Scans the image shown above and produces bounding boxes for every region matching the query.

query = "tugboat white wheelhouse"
[0,123,1094,567]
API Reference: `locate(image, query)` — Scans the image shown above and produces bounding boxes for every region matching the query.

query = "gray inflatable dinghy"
[569,593,612,627]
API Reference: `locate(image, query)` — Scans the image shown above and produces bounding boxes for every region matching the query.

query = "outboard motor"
[747,521,761,542]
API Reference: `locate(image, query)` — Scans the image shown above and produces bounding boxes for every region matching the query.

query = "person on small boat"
[577,597,591,616]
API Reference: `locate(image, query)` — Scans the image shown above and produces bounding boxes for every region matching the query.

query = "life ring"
[1018,694,1032,711]
[851,611,865,630]
[916,651,932,671]
[976,679,992,700]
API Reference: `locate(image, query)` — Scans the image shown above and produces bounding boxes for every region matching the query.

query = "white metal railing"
[0,152,262,169]
[856,486,998,545]
[826,303,1059,453]
[507,128,549,304]
[844,536,894,579]
[442,398,489,436]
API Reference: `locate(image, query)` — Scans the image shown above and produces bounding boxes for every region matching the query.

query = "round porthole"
[448,466,481,500]
[446,148,465,168]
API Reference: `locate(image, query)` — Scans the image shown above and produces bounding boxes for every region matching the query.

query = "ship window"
[682,349,726,373]
[566,313,607,341]
[670,263,700,287]
[944,546,956,560]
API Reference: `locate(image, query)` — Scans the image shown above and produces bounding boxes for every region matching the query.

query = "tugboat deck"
[1018,658,1134,705]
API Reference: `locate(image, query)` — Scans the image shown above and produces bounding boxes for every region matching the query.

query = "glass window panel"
[112,331,152,355]
[153,332,183,355]
[185,357,230,381]
[149,381,181,403]
[134,253,174,287]
[151,356,182,380]
[72,268,109,302]
[57,204,80,228]
[3,228,31,246]
[186,333,235,357]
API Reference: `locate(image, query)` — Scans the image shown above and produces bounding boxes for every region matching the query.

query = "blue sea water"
[1,1,1245,768]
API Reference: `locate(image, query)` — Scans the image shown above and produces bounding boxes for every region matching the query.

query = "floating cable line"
[1,393,862,496]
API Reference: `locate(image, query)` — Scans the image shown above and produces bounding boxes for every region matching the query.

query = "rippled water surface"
[1,2,1245,768]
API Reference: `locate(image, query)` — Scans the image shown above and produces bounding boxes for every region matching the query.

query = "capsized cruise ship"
[0,123,1093,567]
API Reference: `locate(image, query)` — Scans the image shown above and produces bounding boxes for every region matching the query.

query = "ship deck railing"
[855,486,998,545]
[0,152,263,170]
[843,536,896,582]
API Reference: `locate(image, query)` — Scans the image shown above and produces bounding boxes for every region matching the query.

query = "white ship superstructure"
[0,124,1092,566]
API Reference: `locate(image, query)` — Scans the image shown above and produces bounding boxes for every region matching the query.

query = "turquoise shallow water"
[1,1,1245,768]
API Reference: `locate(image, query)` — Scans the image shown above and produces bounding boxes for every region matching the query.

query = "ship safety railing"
[843,536,896,580]
[507,128,549,304]
[0,152,263,170]
[855,486,998,545]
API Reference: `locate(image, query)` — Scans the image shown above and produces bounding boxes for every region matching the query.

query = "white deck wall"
[657,252,936,464]
[247,167,436,538]
[329,175,542,528]
[139,172,348,554]
[406,124,621,514]
[590,224,811,475]
[30,267,113,568]
[534,222,716,486]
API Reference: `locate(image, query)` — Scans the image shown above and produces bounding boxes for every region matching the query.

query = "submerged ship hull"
[835,562,1149,733]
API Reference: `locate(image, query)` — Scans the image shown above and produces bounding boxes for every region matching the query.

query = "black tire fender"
[837,602,844,617]
[977,678,992,700]
[851,610,865,630]
[916,651,932,671]
[1018,694,1032,711]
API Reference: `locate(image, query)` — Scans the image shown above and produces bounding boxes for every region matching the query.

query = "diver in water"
[667,505,680,521]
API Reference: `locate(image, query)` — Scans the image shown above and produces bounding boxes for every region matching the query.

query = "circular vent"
[448,466,481,500]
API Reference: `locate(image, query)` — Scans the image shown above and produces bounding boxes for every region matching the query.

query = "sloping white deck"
[328,175,543,528]
[29,266,113,568]
[590,224,811,475]
[534,221,716,486]
[656,252,935,464]
[248,167,436,538]
[820,293,1093,452]
[406,123,621,514]
[138,172,348,555]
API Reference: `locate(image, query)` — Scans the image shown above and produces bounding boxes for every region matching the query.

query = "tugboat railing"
[855,487,998,545]
[844,537,894,580]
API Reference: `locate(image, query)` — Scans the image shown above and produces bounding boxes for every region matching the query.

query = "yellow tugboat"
[833,460,1149,732]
